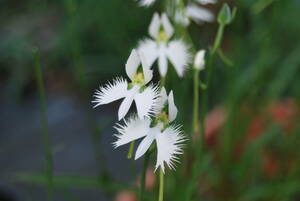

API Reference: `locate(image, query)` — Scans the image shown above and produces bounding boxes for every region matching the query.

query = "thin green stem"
[33,48,53,201]
[193,69,200,137]
[139,152,150,201]
[127,141,135,159]
[158,169,164,201]
[212,24,225,55]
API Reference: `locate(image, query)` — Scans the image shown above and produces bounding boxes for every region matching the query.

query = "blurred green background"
[0,0,299,201]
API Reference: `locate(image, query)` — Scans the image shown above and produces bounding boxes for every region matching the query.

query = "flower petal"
[167,40,191,77]
[155,125,186,173]
[118,86,139,120]
[168,91,178,122]
[134,84,160,119]
[149,13,161,39]
[135,129,156,160]
[137,39,158,68]
[126,49,141,81]
[139,0,156,7]
[186,4,214,23]
[158,43,168,77]
[139,52,153,84]
[113,116,151,148]
[92,77,128,108]
[161,13,174,39]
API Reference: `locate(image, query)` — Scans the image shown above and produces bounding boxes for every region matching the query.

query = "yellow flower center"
[157,30,168,42]
[132,72,145,86]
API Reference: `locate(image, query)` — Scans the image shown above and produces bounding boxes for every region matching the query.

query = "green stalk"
[211,24,225,55]
[127,141,135,159]
[193,68,200,140]
[33,48,53,201]
[139,152,150,201]
[158,169,164,201]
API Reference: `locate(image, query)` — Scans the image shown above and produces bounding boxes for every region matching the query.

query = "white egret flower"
[174,0,217,27]
[194,50,206,71]
[92,49,160,121]
[138,13,191,78]
[113,89,186,173]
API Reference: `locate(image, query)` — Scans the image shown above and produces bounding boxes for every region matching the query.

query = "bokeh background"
[0,0,299,201]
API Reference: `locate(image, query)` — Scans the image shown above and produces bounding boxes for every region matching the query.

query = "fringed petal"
[113,116,151,148]
[134,84,160,119]
[167,39,191,77]
[92,77,128,108]
[155,125,187,173]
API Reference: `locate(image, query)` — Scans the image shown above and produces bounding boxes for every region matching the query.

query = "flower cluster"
[93,49,186,172]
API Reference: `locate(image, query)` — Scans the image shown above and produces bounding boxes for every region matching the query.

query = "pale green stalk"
[158,169,164,201]
[127,141,135,159]
[33,48,53,201]
[193,69,200,137]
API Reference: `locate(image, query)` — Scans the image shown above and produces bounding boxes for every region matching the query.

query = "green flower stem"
[158,169,164,201]
[139,151,150,201]
[33,48,53,201]
[193,68,200,138]
[212,24,225,55]
[127,141,136,159]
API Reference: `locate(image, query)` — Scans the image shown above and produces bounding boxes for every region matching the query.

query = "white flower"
[138,0,156,7]
[138,13,191,78]
[113,89,186,173]
[114,118,185,173]
[92,49,160,121]
[194,50,206,71]
[175,0,217,27]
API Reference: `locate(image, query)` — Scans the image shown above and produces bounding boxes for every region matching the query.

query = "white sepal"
[161,13,174,39]
[92,77,128,108]
[168,91,178,122]
[126,49,140,81]
[149,13,161,39]
[139,52,153,84]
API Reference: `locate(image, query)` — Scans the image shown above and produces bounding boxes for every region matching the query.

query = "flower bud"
[218,3,234,25]
[194,50,206,71]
